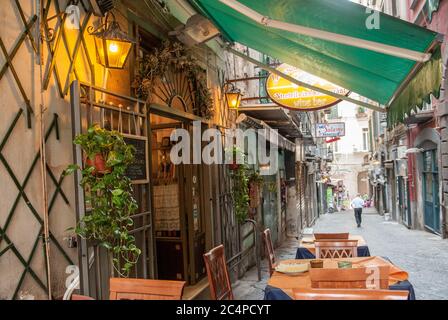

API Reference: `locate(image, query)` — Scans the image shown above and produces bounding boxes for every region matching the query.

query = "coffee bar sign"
[266,63,350,111]
[315,123,346,138]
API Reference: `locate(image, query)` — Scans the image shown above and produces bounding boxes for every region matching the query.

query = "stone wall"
[428,0,448,238]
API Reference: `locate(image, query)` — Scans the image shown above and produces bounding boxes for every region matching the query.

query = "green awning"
[189,0,442,126]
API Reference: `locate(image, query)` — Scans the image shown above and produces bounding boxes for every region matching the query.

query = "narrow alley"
[1,0,447,305]
[234,210,448,300]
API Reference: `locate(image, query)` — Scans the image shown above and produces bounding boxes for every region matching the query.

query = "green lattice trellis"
[0,0,98,299]
[0,0,37,128]
[0,110,75,299]
[42,0,94,96]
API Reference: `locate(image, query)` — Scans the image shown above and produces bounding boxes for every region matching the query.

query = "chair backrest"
[293,288,408,300]
[71,294,95,300]
[314,233,349,240]
[203,245,233,300]
[314,240,358,259]
[310,266,390,289]
[109,278,186,300]
[262,228,276,276]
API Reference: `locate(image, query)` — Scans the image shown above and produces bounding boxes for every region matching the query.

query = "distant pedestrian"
[351,194,365,228]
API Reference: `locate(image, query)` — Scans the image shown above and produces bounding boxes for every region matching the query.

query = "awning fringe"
[388,46,442,128]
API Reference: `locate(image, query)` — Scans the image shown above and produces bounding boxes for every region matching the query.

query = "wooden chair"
[314,233,349,240]
[310,266,390,289]
[314,240,358,259]
[71,294,95,300]
[109,278,186,300]
[293,288,409,300]
[203,245,233,300]
[262,228,277,276]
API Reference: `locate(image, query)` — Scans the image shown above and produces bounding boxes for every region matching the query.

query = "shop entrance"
[262,174,279,245]
[149,113,206,285]
[422,149,441,234]
[397,176,411,228]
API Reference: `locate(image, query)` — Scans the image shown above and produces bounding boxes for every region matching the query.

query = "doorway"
[397,176,411,228]
[150,113,206,285]
[422,149,441,234]
[262,174,279,246]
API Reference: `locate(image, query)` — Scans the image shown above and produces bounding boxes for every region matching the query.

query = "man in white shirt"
[351,194,365,228]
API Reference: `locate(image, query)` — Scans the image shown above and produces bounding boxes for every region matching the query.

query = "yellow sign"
[266,64,349,111]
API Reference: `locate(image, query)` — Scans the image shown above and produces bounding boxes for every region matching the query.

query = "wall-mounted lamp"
[224,82,243,110]
[88,12,135,69]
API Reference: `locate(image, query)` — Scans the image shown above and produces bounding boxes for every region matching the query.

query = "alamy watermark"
[169,121,279,175]
[366,7,381,30]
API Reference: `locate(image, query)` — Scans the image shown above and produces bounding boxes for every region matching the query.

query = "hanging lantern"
[224,83,243,110]
[89,12,135,69]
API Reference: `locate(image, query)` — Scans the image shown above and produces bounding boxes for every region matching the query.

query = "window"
[327,106,339,120]
[362,128,370,151]
[391,0,398,16]
[334,141,339,153]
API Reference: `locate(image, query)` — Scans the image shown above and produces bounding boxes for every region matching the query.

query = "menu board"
[123,135,149,184]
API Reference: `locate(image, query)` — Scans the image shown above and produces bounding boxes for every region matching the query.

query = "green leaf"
[111,189,124,196]
[63,164,80,177]
[100,242,112,250]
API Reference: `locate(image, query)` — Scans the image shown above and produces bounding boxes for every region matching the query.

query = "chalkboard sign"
[123,134,149,184]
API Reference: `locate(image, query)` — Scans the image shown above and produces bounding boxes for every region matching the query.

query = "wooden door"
[423,150,440,233]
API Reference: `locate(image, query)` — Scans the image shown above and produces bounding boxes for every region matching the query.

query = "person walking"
[351,194,365,228]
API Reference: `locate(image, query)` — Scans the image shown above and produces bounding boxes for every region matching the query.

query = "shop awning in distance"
[189,0,443,126]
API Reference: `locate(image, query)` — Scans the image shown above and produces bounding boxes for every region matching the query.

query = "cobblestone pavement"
[233,209,448,300]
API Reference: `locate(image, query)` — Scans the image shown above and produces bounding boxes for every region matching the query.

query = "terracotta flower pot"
[85,153,111,175]
[229,163,240,171]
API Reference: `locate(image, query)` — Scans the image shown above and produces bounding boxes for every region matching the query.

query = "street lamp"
[224,83,243,110]
[89,12,135,69]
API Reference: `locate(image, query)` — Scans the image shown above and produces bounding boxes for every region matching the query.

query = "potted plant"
[72,126,116,174]
[228,148,250,223]
[249,170,264,187]
[248,170,263,210]
[65,125,141,277]
[357,106,367,118]
[227,146,244,171]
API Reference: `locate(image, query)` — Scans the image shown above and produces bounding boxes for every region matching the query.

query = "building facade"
[0,0,324,300]
[326,100,372,208]
[364,0,448,237]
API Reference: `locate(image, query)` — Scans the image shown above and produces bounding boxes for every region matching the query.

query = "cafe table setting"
[296,234,371,259]
[264,256,416,300]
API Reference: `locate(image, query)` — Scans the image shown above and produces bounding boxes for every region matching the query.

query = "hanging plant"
[266,181,278,194]
[229,147,250,224]
[249,170,264,187]
[132,41,214,119]
[64,125,141,278]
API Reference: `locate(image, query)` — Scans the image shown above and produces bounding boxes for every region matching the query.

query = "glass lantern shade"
[94,36,133,69]
[225,91,242,110]
[90,17,135,70]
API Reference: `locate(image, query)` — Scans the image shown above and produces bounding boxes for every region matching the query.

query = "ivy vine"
[65,125,141,278]
[132,41,214,119]
[229,147,250,223]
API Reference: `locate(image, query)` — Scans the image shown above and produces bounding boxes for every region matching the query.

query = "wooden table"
[299,235,367,255]
[267,256,409,299]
